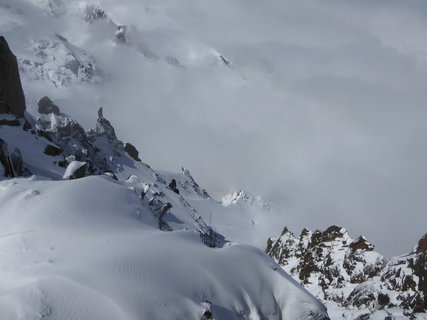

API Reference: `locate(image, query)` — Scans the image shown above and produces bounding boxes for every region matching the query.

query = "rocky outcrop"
[181,167,210,198]
[0,37,26,117]
[0,118,20,126]
[63,161,87,180]
[38,96,60,115]
[0,138,29,177]
[124,142,141,162]
[85,5,107,23]
[44,144,63,156]
[266,227,427,318]
[35,101,140,176]
[94,107,117,139]
[168,178,180,194]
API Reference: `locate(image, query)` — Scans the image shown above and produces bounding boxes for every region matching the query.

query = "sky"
[4,0,427,257]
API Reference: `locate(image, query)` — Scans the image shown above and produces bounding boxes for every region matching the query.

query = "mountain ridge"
[266,226,427,319]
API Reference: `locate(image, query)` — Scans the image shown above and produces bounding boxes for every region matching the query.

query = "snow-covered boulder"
[63,160,86,179]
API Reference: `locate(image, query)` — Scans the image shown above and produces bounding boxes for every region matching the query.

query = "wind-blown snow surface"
[0,108,328,319]
[0,176,327,319]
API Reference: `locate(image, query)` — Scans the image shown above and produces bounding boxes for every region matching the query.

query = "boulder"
[124,142,141,162]
[44,144,63,156]
[63,161,87,180]
[0,37,26,117]
[0,138,28,177]
[37,96,60,115]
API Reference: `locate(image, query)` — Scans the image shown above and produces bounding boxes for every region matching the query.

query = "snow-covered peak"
[19,33,102,87]
[221,189,273,211]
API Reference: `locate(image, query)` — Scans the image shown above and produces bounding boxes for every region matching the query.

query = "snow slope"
[0,37,329,318]
[0,175,327,319]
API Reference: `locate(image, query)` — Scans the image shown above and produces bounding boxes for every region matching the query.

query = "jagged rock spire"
[0,36,26,117]
[95,107,117,139]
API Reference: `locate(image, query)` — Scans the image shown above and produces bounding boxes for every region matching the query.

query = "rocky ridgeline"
[35,95,142,177]
[266,226,427,319]
[0,35,139,179]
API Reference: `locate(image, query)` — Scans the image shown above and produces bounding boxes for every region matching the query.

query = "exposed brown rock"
[350,236,375,252]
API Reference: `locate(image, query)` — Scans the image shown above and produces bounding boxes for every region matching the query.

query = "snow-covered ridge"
[222,189,274,211]
[266,226,427,320]
[18,33,102,87]
[0,36,329,319]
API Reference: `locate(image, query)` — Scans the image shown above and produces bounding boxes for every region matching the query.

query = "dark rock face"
[168,178,180,194]
[417,234,427,254]
[266,226,427,317]
[0,118,20,126]
[44,144,63,156]
[414,234,427,295]
[38,96,60,115]
[377,293,390,308]
[202,310,212,320]
[124,142,141,162]
[69,163,87,180]
[0,138,29,177]
[350,236,375,252]
[0,37,26,117]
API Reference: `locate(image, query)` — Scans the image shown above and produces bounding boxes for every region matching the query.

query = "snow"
[62,160,86,179]
[0,175,328,319]
[267,226,427,320]
[4,1,423,319]
[0,103,328,319]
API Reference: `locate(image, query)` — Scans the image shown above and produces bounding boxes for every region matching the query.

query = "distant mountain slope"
[266,226,427,320]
